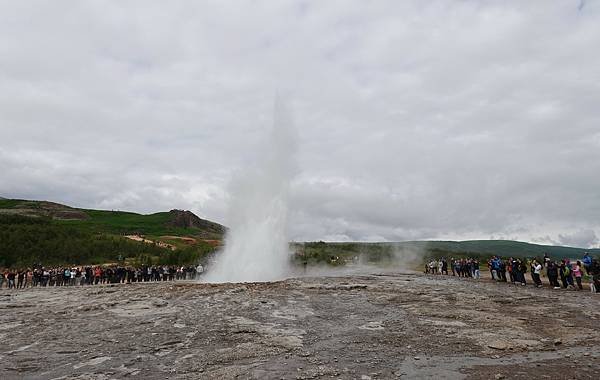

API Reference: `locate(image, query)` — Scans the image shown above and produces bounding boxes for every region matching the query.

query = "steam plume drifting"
[204,98,297,283]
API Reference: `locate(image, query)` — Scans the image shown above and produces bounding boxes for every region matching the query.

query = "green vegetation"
[292,241,600,267]
[412,240,600,260]
[0,214,216,268]
[0,198,225,238]
[3,198,599,269]
[0,199,24,208]
[293,241,397,265]
[58,210,180,236]
[0,198,224,268]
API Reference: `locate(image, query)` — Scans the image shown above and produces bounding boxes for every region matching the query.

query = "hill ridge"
[0,198,226,239]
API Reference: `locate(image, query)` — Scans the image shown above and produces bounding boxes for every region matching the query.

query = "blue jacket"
[492,258,501,270]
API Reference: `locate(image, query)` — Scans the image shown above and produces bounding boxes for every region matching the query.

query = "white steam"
[204,98,297,283]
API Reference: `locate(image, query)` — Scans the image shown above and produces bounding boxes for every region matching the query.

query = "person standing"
[427,260,435,275]
[499,259,507,282]
[565,260,575,289]
[511,259,521,285]
[558,260,570,289]
[42,268,49,287]
[532,260,543,287]
[94,266,102,284]
[582,252,592,275]
[31,269,39,287]
[547,261,561,289]
[490,257,499,280]
[7,270,16,289]
[473,260,480,279]
[518,259,528,286]
[573,261,584,290]
[26,269,32,288]
[63,268,71,286]
[17,270,25,289]
[590,259,600,293]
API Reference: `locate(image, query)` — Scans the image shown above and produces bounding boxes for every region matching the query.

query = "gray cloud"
[1,1,599,247]
[558,229,599,248]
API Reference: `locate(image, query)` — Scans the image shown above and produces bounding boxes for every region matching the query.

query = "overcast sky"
[1,1,599,247]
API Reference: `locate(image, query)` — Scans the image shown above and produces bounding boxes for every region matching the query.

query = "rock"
[553,339,562,346]
[414,356,420,360]
[495,374,506,380]
[488,341,509,350]
[166,209,226,234]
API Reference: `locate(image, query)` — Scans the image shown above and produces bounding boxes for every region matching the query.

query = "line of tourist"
[425,257,481,278]
[425,252,600,293]
[0,264,205,290]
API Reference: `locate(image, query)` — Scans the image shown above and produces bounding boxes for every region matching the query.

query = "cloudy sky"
[1,1,599,247]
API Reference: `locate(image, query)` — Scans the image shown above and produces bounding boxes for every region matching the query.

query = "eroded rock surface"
[1,273,599,379]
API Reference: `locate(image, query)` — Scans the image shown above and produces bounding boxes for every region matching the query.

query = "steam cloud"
[204,97,297,283]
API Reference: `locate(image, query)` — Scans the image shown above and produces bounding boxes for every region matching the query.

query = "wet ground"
[1,272,599,379]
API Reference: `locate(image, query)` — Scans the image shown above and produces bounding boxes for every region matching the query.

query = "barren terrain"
[1,272,599,379]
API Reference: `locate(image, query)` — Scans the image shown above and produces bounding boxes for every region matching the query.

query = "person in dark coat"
[547,261,560,289]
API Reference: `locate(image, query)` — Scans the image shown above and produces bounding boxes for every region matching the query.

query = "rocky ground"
[1,272,599,379]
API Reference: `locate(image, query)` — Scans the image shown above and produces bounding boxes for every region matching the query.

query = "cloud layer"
[1,1,599,247]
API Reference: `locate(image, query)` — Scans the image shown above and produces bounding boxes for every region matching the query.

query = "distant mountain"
[3,197,598,268]
[0,198,226,240]
[398,240,600,259]
[0,197,226,268]
[296,240,600,266]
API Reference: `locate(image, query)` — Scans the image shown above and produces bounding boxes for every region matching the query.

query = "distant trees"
[0,215,213,268]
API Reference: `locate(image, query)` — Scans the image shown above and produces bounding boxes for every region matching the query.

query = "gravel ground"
[1,272,599,379]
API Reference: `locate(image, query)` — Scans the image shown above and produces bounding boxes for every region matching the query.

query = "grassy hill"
[2,198,598,269]
[0,198,226,268]
[0,198,225,239]
[293,240,600,266]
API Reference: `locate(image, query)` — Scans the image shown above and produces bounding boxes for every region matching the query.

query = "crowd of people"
[425,257,482,279]
[0,264,205,290]
[425,253,600,293]
[425,252,600,292]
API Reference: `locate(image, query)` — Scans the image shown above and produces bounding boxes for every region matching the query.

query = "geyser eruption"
[204,98,297,283]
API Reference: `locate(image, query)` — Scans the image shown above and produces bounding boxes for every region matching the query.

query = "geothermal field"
[1,272,599,379]
[3,3,600,380]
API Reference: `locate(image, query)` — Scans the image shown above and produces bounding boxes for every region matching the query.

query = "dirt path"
[1,272,599,379]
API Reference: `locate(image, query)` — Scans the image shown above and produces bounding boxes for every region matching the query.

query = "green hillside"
[293,240,600,266]
[60,210,184,236]
[0,198,226,268]
[0,198,226,239]
[410,240,600,259]
[2,198,598,269]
